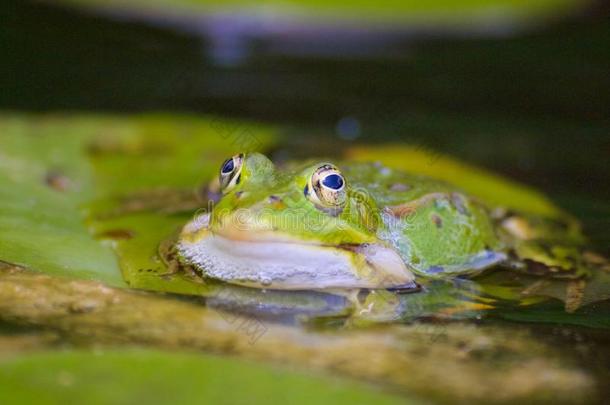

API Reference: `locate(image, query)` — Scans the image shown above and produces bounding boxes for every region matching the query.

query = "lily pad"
[0,115,124,286]
[0,349,412,405]
[0,113,277,292]
[59,0,589,26]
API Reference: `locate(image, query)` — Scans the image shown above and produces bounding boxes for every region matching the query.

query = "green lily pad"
[84,114,276,294]
[0,113,277,293]
[59,0,588,26]
[0,349,413,405]
[0,115,123,286]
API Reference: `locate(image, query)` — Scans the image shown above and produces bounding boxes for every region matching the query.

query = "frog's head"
[178,153,414,290]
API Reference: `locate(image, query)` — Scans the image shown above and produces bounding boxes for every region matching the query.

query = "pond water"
[0,1,609,404]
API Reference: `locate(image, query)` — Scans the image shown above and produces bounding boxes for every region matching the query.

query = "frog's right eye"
[305,164,347,213]
[219,153,244,193]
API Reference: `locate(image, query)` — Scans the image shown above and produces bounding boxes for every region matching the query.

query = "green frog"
[177,152,592,291]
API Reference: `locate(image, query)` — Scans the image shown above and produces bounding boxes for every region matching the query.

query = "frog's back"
[342,162,506,277]
[341,160,591,281]
[341,162,458,207]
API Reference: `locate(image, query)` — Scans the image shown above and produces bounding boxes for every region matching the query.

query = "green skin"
[177,153,589,290]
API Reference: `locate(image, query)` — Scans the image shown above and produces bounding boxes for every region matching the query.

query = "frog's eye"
[306,164,347,211]
[219,153,244,193]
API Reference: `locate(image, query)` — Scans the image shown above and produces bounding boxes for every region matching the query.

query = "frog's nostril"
[268,195,286,209]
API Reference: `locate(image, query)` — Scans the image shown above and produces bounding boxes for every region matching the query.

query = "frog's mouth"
[177,213,414,290]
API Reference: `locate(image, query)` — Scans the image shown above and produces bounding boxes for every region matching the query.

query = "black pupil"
[221,158,234,174]
[322,174,344,190]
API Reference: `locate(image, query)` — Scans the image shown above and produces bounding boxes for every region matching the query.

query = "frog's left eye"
[219,153,244,193]
[306,164,347,211]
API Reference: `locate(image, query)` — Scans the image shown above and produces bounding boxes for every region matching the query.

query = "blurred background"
[2,0,609,256]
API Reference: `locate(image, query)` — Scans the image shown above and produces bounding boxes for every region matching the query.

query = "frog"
[176,152,596,292]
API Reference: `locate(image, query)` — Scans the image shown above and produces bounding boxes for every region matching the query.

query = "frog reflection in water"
[177,153,593,292]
